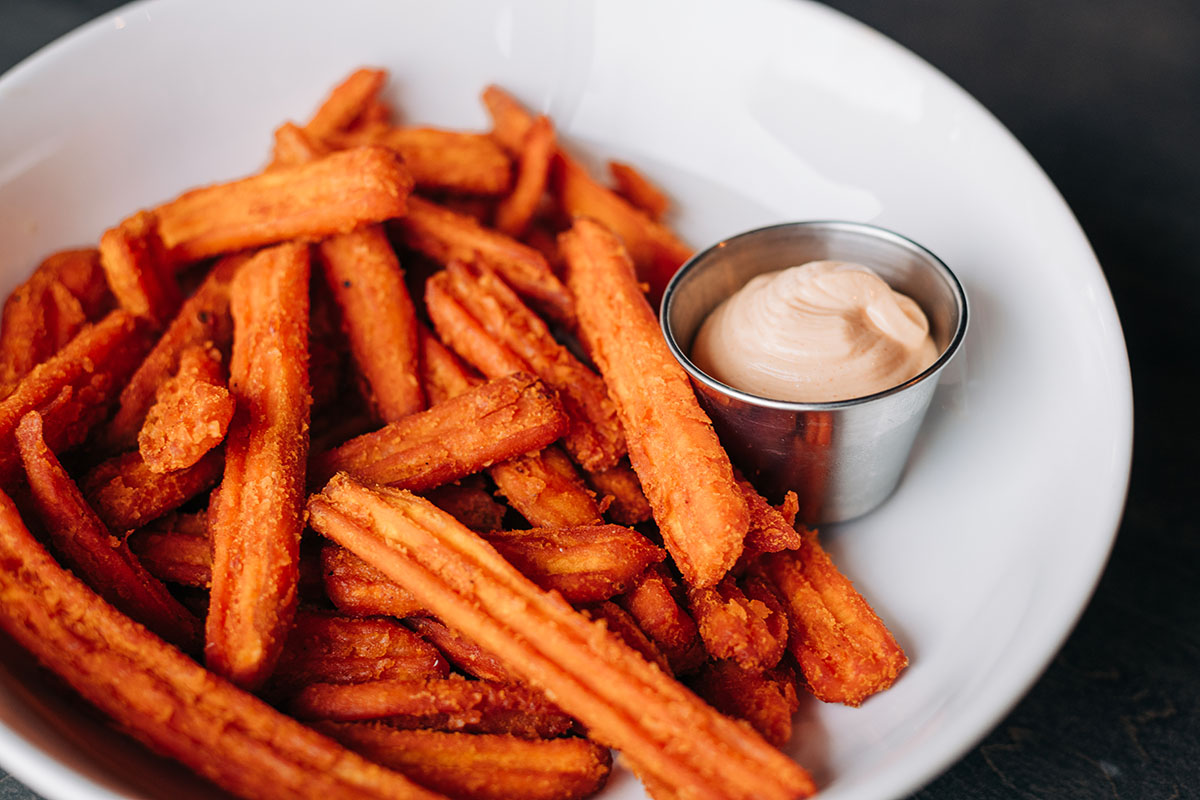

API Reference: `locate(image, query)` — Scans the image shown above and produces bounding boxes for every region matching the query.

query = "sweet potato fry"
[423,483,507,532]
[269,611,450,695]
[83,448,223,533]
[103,253,243,451]
[0,310,152,488]
[306,477,816,799]
[482,525,664,604]
[583,601,671,674]
[318,724,612,800]
[482,85,536,156]
[322,544,428,619]
[495,115,556,237]
[319,224,424,420]
[291,677,575,739]
[98,210,181,327]
[609,161,670,221]
[138,344,233,472]
[156,146,412,266]
[16,411,200,650]
[303,67,388,143]
[759,535,907,706]
[405,617,516,683]
[690,661,800,748]
[429,260,625,472]
[396,196,574,325]
[206,242,311,690]
[489,446,603,528]
[271,121,331,168]
[357,127,512,195]
[739,477,804,559]
[127,512,212,588]
[561,219,747,588]
[38,247,112,319]
[617,564,706,676]
[310,372,567,490]
[688,575,788,672]
[0,489,441,800]
[586,461,653,526]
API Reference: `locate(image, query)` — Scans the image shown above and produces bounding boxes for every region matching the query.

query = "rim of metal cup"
[660,220,969,410]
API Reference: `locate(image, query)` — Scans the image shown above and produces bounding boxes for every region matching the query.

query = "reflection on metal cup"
[661,221,968,524]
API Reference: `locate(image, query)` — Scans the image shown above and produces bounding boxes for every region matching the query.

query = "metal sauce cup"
[661,221,968,525]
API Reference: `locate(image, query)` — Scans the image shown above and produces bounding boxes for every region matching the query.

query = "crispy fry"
[739,478,804,559]
[495,115,556,237]
[352,127,512,195]
[690,661,800,748]
[609,161,670,221]
[424,483,507,532]
[16,411,200,650]
[83,448,223,533]
[561,219,747,588]
[98,210,181,327]
[0,310,152,488]
[103,253,243,451]
[309,478,815,798]
[206,242,311,690]
[583,601,671,673]
[156,146,412,265]
[419,324,483,401]
[319,224,424,420]
[586,460,652,526]
[269,611,450,695]
[396,196,574,325]
[322,544,428,619]
[759,535,907,706]
[138,344,233,473]
[303,67,389,143]
[429,260,625,472]
[489,446,603,528]
[481,85,536,156]
[318,724,612,800]
[39,247,112,319]
[688,575,788,671]
[291,678,574,739]
[617,564,706,676]
[405,617,516,683]
[271,121,331,168]
[0,489,441,800]
[127,512,212,588]
[483,525,664,604]
[311,372,567,490]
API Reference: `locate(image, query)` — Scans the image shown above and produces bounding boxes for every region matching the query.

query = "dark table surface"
[1,1,1196,798]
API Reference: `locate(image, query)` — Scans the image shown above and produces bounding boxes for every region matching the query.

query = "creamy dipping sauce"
[690,261,938,402]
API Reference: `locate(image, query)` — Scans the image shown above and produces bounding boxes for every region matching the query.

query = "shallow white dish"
[0,0,1132,798]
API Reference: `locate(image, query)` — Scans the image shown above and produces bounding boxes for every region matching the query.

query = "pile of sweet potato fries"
[0,69,907,800]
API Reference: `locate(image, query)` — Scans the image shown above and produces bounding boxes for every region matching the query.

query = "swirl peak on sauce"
[690,260,938,403]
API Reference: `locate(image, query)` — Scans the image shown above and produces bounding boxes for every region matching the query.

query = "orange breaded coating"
[617,564,706,677]
[307,477,816,800]
[303,67,388,144]
[0,489,442,800]
[291,677,575,739]
[396,196,574,326]
[351,127,513,196]
[318,724,612,800]
[583,601,671,673]
[586,461,653,526]
[127,512,212,588]
[0,310,152,488]
[759,534,908,707]
[156,146,412,266]
[268,611,450,695]
[318,224,424,421]
[39,247,112,318]
[322,544,428,619]
[688,574,789,672]
[690,661,800,749]
[16,411,200,651]
[271,121,331,168]
[609,161,670,221]
[739,478,804,560]
[84,448,223,533]
[429,260,626,472]
[495,115,556,237]
[98,210,181,327]
[483,525,664,604]
[103,253,243,452]
[424,483,507,532]
[490,446,603,527]
[481,85,536,156]
[310,372,567,490]
[561,219,747,588]
[405,617,517,683]
[138,344,234,473]
[206,242,311,690]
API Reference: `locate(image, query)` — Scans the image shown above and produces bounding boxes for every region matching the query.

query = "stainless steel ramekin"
[661,221,968,524]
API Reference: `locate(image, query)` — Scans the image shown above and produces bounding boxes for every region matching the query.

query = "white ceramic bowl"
[0,2,1132,799]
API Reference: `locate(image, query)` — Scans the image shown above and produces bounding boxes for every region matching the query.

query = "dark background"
[2,1,1196,798]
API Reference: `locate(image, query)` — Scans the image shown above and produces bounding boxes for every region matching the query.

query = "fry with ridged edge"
[334,127,513,196]
[617,563,706,676]
[156,146,412,266]
[494,115,556,237]
[0,488,443,800]
[561,218,747,588]
[302,67,388,144]
[688,574,788,672]
[322,544,428,619]
[98,210,181,327]
[690,661,800,748]
[318,724,612,800]
[205,242,311,690]
[127,512,212,588]
[583,601,671,673]
[16,411,200,651]
[84,448,223,533]
[405,617,516,683]
[738,476,803,560]
[307,476,815,799]
[586,461,653,526]
[138,344,233,473]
